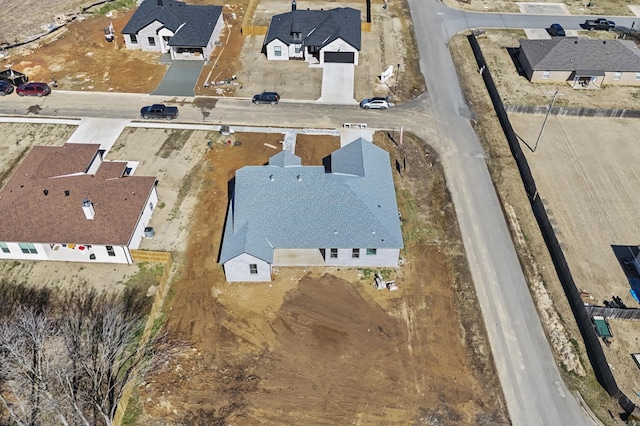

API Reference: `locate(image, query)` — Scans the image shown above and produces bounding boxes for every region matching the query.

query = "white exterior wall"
[320,38,359,65]
[129,186,159,249]
[203,14,224,59]
[224,253,271,282]
[266,39,290,61]
[126,21,164,52]
[288,43,304,59]
[158,27,175,53]
[0,242,132,264]
[323,248,400,267]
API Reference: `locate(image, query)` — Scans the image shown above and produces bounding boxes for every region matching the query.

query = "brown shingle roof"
[0,144,157,246]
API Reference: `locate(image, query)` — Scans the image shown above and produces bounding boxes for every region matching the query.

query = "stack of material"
[374,273,387,290]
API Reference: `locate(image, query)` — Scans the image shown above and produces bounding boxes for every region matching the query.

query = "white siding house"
[0,143,159,265]
[122,0,224,60]
[219,139,404,282]
[263,6,361,65]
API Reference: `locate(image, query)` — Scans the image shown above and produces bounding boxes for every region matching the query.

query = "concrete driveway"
[317,63,357,105]
[153,60,204,97]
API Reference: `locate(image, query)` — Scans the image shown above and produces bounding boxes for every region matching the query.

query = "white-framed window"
[366,248,377,256]
[295,45,301,54]
[635,73,640,81]
[0,243,9,253]
[274,46,281,57]
[130,34,138,44]
[106,245,116,257]
[19,243,37,254]
[543,71,550,80]
[249,264,258,275]
[352,248,360,258]
[614,71,622,81]
[148,36,156,46]
[330,248,338,259]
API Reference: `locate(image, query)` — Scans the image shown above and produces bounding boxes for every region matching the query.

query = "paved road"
[0,6,625,424]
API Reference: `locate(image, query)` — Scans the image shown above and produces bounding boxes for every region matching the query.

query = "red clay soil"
[135,132,509,425]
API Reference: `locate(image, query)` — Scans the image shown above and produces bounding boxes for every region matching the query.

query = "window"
[330,248,338,259]
[614,71,622,81]
[274,46,281,57]
[352,248,360,258]
[543,71,550,80]
[130,34,138,44]
[249,264,258,275]
[19,243,37,254]
[295,45,301,54]
[106,245,116,257]
[636,73,640,81]
[148,36,156,46]
[366,248,377,256]
[0,243,9,253]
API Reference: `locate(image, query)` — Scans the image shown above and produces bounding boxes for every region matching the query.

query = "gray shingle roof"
[219,138,403,264]
[122,0,222,47]
[264,7,361,50]
[519,38,640,72]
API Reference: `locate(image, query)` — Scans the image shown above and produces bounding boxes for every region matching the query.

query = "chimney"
[82,199,95,220]
[157,0,163,6]
[292,0,296,11]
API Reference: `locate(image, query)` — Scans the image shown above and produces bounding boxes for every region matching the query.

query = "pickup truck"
[583,18,615,31]
[140,104,179,120]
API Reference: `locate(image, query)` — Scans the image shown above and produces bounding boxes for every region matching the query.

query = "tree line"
[0,280,165,426]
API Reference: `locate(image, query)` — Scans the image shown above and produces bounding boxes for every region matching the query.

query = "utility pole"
[394,63,401,95]
[533,89,560,152]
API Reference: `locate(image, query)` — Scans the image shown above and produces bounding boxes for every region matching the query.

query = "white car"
[359,97,394,110]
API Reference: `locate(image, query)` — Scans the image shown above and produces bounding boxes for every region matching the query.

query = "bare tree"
[0,284,162,426]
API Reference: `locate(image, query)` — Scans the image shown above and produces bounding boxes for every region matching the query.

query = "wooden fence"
[241,25,268,35]
[112,251,173,426]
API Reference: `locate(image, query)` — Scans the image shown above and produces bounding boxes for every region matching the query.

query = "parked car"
[0,80,14,96]
[252,91,280,105]
[140,104,179,120]
[547,23,565,37]
[359,97,394,110]
[583,18,615,31]
[16,82,51,97]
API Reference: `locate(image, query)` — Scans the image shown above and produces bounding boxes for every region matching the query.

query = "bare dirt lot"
[132,130,508,425]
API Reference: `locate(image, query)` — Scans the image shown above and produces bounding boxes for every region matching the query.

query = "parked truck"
[583,18,615,31]
[140,104,179,120]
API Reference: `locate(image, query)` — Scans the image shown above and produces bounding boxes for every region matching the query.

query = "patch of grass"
[124,262,164,292]
[96,0,136,15]
[121,389,143,425]
[156,202,166,209]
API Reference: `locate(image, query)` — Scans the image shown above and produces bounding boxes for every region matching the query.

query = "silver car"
[359,97,394,110]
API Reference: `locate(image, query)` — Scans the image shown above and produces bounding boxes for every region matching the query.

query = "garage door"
[324,52,354,63]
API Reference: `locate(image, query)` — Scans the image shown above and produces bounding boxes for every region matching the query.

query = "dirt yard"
[441,0,637,16]
[131,130,508,425]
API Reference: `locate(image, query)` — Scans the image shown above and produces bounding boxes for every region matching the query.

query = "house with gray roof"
[0,143,158,264]
[122,0,223,60]
[518,38,640,88]
[263,3,361,65]
[219,138,403,282]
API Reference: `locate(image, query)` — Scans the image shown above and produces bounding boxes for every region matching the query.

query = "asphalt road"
[0,5,623,425]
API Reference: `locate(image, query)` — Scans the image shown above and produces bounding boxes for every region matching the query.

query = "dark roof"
[0,144,157,246]
[264,7,361,50]
[122,0,222,47]
[519,38,640,72]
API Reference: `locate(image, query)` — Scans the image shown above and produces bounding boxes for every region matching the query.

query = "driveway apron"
[317,63,357,105]
[153,60,204,97]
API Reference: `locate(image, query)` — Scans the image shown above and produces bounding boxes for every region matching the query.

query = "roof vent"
[603,41,606,44]
[82,198,95,220]
[574,40,578,44]
[43,189,48,196]
[64,190,70,196]
[269,174,274,181]
[296,175,302,181]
